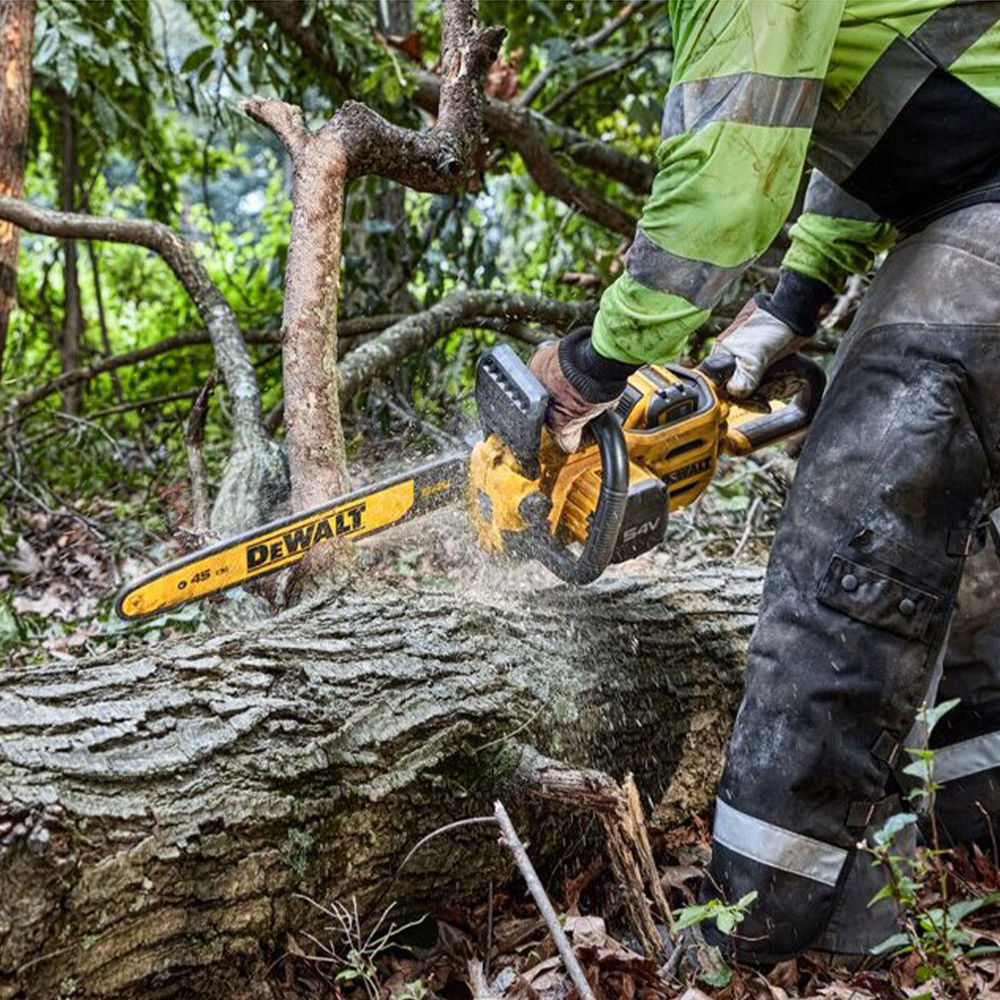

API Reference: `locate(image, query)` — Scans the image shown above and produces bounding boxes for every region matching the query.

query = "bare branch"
[240,96,308,157]
[414,71,643,232]
[485,99,637,236]
[256,0,651,223]
[266,291,594,430]
[336,11,505,189]
[250,0,503,193]
[3,329,278,418]
[184,372,219,536]
[338,289,595,400]
[0,196,269,451]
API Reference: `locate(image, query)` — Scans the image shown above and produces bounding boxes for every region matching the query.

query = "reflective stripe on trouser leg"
[704,203,1000,962]
[712,799,847,886]
[929,539,1000,844]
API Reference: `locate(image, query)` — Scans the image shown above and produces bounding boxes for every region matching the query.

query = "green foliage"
[868,699,1000,991]
[673,890,757,937]
[2,0,689,660]
[671,890,757,988]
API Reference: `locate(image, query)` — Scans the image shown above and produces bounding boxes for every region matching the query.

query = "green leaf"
[35,27,60,69]
[871,932,912,956]
[181,45,214,74]
[110,48,139,86]
[873,812,918,847]
[949,892,1000,923]
[61,23,94,47]
[55,46,79,95]
[918,697,960,736]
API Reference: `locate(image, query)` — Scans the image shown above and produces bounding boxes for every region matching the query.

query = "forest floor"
[5,424,1000,999]
[268,825,1000,1000]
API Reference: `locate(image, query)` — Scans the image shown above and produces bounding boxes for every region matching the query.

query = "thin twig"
[519,0,647,107]
[541,42,667,117]
[732,496,762,559]
[494,800,597,1000]
[485,879,495,981]
[395,815,500,878]
[184,371,219,535]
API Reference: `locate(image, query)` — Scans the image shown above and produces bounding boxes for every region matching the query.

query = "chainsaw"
[115,347,825,621]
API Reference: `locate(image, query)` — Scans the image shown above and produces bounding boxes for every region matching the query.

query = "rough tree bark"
[0,197,288,537]
[0,564,761,999]
[0,0,35,382]
[242,0,504,518]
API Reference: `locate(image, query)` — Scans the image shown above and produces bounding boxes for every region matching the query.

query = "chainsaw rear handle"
[519,411,630,584]
[698,352,826,453]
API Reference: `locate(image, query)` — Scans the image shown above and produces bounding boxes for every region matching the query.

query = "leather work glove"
[710,297,809,398]
[528,327,638,452]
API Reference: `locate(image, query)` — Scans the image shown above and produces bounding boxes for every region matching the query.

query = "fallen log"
[0,562,762,999]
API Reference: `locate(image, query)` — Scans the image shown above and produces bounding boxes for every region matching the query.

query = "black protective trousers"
[704,203,1000,962]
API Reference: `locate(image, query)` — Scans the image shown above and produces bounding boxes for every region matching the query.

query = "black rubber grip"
[530,411,629,585]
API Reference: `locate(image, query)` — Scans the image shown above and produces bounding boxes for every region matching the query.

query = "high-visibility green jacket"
[592,0,1000,364]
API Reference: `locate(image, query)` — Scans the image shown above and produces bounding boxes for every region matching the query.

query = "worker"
[527,0,1000,964]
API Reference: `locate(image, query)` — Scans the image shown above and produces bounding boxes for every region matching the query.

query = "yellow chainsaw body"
[469,362,744,559]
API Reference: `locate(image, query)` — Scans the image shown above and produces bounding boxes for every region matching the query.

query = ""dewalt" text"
[246,503,366,570]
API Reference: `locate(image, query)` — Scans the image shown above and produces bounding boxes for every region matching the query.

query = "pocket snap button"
[841,573,859,592]
[898,598,916,617]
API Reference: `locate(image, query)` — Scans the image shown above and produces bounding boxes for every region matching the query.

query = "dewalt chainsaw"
[116,347,825,621]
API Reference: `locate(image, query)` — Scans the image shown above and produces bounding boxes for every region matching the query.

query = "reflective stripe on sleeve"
[662,72,824,138]
[934,729,1000,782]
[803,170,882,222]
[713,798,849,887]
[625,229,746,310]
[812,1,1000,182]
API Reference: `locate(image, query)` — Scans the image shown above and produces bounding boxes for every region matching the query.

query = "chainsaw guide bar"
[115,454,468,621]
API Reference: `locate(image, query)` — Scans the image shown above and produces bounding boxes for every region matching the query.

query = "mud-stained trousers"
[704,203,1000,962]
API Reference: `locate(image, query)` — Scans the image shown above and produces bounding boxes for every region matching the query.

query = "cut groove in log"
[0,562,762,998]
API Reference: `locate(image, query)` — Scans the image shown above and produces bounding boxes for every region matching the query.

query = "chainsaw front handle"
[699,352,826,455]
[519,411,630,584]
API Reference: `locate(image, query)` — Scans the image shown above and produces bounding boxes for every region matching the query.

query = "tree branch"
[338,289,595,400]
[266,291,595,431]
[413,71,640,234]
[3,329,278,417]
[519,0,647,107]
[254,0,653,211]
[334,17,505,189]
[541,42,668,117]
[0,197,268,451]
[240,96,308,157]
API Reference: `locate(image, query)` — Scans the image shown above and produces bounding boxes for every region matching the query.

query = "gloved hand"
[528,327,637,452]
[710,297,809,398]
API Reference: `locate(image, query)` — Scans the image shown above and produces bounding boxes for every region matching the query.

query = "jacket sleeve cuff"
[755,268,835,338]
[558,327,640,402]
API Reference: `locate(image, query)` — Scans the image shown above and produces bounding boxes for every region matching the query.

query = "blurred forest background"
[0,0,828,660]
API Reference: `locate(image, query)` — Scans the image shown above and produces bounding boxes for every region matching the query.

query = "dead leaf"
[7,537,41,576]
[564,915,607,951]
[12,593,67,617]
[486,49,521,102]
